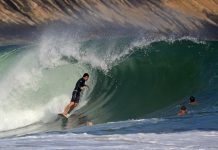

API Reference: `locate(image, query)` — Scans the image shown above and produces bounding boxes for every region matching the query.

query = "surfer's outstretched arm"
[81,85,89,90]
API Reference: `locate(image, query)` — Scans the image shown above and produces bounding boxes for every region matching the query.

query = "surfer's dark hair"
[83,73,89,77]
[189,96,195,102]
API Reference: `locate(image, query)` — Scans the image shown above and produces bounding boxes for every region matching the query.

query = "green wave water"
[78,40,218,123]
[0,38,218,135]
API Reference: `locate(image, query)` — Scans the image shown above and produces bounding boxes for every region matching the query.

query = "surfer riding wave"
[62,73,89,118]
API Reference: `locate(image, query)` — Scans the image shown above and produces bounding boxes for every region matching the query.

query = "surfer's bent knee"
[69,102,75,106]
[69,102,78,107]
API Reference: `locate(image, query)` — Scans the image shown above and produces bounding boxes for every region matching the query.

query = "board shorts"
[71,90,80,103]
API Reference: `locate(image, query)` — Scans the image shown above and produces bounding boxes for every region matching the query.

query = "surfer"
[177,105,188,116]
[62,73,89,118]
[189,96,198,105]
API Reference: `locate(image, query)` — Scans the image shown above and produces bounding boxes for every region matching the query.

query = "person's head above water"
[189,96,198,105]
[180,105,187,111]
[83,73,89,81]
[177,105,187,116]
[189,96,196,103]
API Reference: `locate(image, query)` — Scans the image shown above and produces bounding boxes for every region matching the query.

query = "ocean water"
[0,35,218,149]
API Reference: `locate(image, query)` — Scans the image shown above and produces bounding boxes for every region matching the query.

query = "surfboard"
[58,113,68,119]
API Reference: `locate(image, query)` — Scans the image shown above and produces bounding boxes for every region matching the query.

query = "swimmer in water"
[189,96,198,105]
[177,105,188,116]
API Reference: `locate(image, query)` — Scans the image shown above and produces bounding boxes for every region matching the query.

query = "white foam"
[0,50,43,131]
[130,35,205,51]
[37,32,138,71]
[1,130,218,149]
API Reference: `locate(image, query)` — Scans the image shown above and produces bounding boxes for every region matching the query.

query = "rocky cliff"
[0,0,218,42]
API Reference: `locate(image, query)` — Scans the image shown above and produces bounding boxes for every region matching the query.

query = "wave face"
[79,39,218,123]
[0,35,218,135]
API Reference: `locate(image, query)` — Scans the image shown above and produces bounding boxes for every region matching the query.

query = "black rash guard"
[74,78,85,93]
